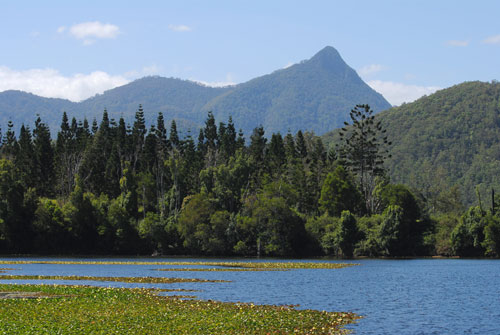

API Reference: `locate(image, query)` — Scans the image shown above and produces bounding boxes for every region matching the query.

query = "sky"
[1,0,500,106]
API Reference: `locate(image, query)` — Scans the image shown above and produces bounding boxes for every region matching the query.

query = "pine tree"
[131,105,146,172]
[169,120,179,149]
[1,121,18,160]
[267,133,286,177]
[295,130,308,159]
[33,117,54,196]
[338,104,391,214]
[284,132,296,159]
[15,125,36,189]
[204,112,218,167]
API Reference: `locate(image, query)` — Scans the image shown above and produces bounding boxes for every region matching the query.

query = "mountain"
[323,81,500,206]
[0,46,391,136]
[201,46,391,135]
[0,90,74,133]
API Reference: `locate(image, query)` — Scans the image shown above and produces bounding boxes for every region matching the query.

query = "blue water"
[1,258,499,335]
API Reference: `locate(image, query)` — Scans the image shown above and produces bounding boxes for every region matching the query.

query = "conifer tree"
[169,119,179,149]
[2,120,18,160]
[33,117,54,196]
[15,125,36,189]
[338,104,391,214]
[267,133,286,177]
[295,130,308,159]
[131,105,146,172]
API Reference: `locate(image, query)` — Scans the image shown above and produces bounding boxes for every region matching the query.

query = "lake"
[1,258,499,334]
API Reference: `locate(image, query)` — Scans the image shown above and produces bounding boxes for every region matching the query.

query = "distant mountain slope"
[0,46,391,136]
[78,77,230,129]
[324,81,500,205]
[0,90,73,133]
[202,46,391,135]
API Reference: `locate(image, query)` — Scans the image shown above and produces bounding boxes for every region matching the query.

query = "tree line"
[0,104,498,257]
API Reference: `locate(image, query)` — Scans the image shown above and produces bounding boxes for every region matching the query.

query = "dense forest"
[324,81,500,206]
[0,47,391,138]
[0,104,499,257]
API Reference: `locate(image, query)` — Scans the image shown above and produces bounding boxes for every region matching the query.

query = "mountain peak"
[310,46,343,62]
[305,46,351,74]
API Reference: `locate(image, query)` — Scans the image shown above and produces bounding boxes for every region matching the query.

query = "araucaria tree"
[337,104,391,214]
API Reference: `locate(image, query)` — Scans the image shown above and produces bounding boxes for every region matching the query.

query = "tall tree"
[16,125,36,189]
[131,105,146,172]
[1,120,18,160]
[33,116,54,196]
[204,112,218,167]
[338,104,391,214]
[169,119,180,150]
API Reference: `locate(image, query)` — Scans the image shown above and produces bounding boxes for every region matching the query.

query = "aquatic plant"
[0,284,360,334]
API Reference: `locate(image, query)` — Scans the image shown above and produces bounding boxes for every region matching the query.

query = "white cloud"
[358,64,385,77]
[482,34,500,44]
[168,24,192,32]
[193,80,236,87]
[124,65,163,78]
[367,80,441,106]
[59,21,120,45]
[192,73,236,87]
[446,40,469,47]
[0,66,129,102]
[283,62,294,69]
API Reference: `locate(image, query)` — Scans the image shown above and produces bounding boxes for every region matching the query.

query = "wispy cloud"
[58,21,120,45]
[192,73,236,87]
[446,40,469,47]
[482,34,500,44]
[0,66,129,102]
[124,65,163,78]
[367,80,441,106]
[358,64,386,77]
[168,24,192,32]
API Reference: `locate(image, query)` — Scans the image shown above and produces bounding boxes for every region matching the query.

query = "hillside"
[0,91,73,133]
[0,46,391,136]
[202,46,391,135]
[324,81,500,206]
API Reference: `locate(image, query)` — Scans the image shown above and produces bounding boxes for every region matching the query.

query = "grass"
[0,284,360,334]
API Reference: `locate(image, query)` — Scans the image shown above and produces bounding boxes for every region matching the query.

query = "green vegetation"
[321,81,500,257]
[324,81,500,207]
[0,47,390,137]
[0,260,356,269]
[0,284,359,334]
[0,275,227,284]
[1,98,499,258]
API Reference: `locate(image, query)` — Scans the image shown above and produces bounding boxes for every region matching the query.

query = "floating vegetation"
[155,267,284,272]
[0,275,229,284]
[0,260,358,269]
[154,288,200,293]
[208,262,358,269]
[0,284,360,334]
[0,291,72,300]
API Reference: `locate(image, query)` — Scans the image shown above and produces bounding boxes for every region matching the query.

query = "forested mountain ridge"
[324,81,500,206]
[0,46,391,136]
[200,46,391,135]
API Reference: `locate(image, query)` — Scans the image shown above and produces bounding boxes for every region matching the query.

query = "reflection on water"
[1,258,499,335]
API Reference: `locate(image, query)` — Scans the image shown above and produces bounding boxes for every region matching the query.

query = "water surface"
[1,257,498,335]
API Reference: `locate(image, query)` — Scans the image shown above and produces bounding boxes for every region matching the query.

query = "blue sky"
[1,0,500,105]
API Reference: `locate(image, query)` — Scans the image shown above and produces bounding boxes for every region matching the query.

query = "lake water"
[1,258,499,335]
